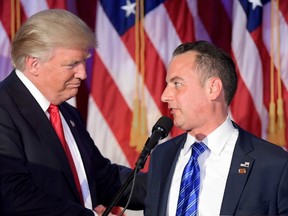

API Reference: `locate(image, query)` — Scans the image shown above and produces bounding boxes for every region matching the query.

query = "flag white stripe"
[87,96,130,166]
[0,22,13,80]
[232,0,268,138]
[187,0,212,42]
[262,2,288,90]
[145,4,181,67]
[20,0,49,17]
[95,3,162,130]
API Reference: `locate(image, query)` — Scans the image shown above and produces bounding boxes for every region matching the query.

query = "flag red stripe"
[121,26,168,114]
[90,53,139,167]
[279,1,288,24]
[250,26,288,140]
[250,27,272,109]
[76,1,97,31]
[0,2,28,41]
[164,0,196,42]
[230,52,262,137]
[144,37,169,113]
[46,0,66,9]
[198,0,232,53]
[0,1,12,40]
[121,23,183,138]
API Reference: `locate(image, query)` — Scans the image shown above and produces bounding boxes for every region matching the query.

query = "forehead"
[167,51,198,78]
[51,47,90,60]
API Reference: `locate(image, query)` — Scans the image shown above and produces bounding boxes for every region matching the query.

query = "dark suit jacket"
[0,71,145,216]
[145,122,288,216]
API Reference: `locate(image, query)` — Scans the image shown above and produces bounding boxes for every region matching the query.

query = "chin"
[62,93,77,104]
[173,121,181,129]
[174,120,188,131]
[69,89,79,97]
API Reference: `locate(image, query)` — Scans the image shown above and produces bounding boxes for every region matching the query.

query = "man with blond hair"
[0,9,145,216]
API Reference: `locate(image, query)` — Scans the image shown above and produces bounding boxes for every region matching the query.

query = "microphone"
[102,116,173,216]
[135,116,173,168]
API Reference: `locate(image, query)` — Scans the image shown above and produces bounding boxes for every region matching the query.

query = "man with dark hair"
[145,41,288,215]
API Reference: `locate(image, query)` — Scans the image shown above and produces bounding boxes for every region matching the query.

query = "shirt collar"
[183,116,235,156]
[16,69,50,113]
[203,116,236,156]
[183,134,197,156]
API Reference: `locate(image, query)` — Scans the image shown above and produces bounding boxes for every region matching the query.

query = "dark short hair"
[173,41,237,106]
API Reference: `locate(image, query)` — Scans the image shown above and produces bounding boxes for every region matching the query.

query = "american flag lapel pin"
[240,162,250,168]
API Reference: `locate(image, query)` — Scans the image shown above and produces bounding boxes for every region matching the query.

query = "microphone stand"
[102,166,141,216]
[102,143,150,216]
[101,118,172,215]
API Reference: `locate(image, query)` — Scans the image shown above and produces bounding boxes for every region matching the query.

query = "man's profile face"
[32,47,89,104]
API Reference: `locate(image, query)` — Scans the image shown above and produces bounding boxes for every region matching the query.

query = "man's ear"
[25,56,40,76]
[208,77,222,100]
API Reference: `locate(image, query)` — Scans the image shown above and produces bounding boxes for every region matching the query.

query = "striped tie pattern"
[176,142,207,216]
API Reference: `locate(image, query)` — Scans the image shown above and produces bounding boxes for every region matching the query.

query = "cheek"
[46,74,61,85]
[43,75,68,93]
[185,92,208,112]
[52,70,72,85]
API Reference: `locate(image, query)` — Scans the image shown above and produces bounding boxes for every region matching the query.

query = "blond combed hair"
[11,9,96,71]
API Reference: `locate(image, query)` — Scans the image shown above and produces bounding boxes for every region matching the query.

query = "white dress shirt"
[167,117,239,216]
[16,70,93,210]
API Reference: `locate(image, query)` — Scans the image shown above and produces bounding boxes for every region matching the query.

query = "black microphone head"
[152,116,173,139]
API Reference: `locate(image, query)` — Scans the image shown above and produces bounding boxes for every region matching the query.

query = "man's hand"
[94,205,118,216]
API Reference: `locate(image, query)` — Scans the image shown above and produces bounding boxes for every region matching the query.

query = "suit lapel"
[158,134,187,216]
[220,124,255,215]
[7,71,80,201]
[59,104,97,193]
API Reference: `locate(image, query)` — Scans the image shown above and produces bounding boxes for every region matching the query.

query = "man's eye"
[174,82,181,87]
[67,62,79,69]
[69,62,77,67]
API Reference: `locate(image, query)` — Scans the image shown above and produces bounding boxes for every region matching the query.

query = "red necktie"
[48,104,84,205]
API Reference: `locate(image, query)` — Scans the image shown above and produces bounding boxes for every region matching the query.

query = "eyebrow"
[61,56,90,66]
[167,76,184,83]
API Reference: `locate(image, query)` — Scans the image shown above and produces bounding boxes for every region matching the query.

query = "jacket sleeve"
[0,106,94,216]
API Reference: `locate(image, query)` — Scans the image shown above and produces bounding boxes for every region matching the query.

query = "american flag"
[1,0,287,215]
[87,0,288,172]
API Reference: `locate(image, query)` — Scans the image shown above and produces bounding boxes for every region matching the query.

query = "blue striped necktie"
[176,141,207,216]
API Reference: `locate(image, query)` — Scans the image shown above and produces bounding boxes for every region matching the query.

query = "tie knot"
[192,142,207,160]
[48,104,59,114]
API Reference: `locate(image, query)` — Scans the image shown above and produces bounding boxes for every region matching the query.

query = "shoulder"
[0,71,15,100]
[250,135,288,159]
[235,122,288,160]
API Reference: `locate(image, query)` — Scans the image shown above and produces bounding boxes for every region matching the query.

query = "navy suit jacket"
[0,71,145,216]
[145,122,288,215]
